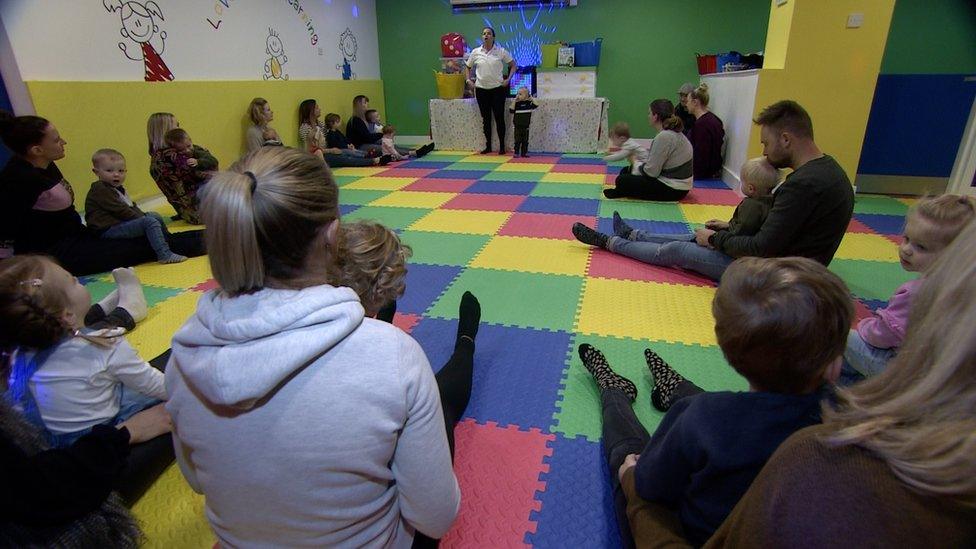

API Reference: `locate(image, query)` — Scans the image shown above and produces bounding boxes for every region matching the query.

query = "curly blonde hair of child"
[333,221,412,315]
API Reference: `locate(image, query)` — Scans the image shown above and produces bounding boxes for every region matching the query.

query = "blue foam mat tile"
[339,204,360,216]
[854,213,905,235]
[557,157,609,165]
[518,196,600,216]
[861,298,889,312]
[692,179,731,190]
[399,264,464,315]
[596,218,691,236]
[527,434,623,548]
[426,169,491,180]
[412,318,572,429]
[398,160,454,169]
[465,180,538,196]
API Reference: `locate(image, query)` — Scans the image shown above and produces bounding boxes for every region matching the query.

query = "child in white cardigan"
[0,256,166,448]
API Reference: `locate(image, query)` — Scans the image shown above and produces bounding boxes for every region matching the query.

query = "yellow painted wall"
[749,0,895,180]
[26,80,386,208]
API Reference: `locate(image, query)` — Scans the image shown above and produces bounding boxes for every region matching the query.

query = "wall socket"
[847,13,864,28]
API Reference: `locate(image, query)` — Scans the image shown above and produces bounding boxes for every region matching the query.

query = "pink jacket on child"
[856,278,923,349]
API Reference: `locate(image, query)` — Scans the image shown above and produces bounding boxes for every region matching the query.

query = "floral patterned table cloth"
[429,97,609,153]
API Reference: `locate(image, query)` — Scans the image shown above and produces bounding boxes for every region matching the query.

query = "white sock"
[113,267,148,323]
[97,289,119,313]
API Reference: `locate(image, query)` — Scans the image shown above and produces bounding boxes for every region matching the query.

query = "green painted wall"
[881,0,976,74]
[376,0,770,137]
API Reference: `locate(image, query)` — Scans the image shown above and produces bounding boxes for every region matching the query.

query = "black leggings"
[611,167,689,201]
[48,230,205,276]
[475,86,508,152]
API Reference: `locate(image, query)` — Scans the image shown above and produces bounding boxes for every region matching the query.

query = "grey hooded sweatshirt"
[165,284,460,548]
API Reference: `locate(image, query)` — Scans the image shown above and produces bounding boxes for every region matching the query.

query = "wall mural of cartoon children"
[264,28,289,80]
[103,0,174,82]
[336,27,357,80]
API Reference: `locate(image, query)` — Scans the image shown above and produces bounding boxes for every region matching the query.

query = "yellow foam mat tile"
[576,278,717,346]
[341,176,417,191]
[408,209,511,235]
[493,162,555,173]
[127,291,202,359]
[679,204,736,226]
[98,255,212,290]
[456,154,510,163]
[368,191,457,209]
[540,172,607,184]
[834,233,900,262]
[471,236,591,276]
[133,464,213,548]
[330,166,388,176]
[897,197,918,207]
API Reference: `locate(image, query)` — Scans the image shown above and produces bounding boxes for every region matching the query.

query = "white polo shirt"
[466,44,514,89]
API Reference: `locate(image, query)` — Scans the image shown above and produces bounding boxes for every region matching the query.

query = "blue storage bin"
[570,38,602,66]
[716,52,741,72]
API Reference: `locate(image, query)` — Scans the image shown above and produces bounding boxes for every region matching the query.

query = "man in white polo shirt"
[465,27,517,154]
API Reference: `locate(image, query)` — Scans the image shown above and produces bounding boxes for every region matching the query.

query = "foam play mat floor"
[83,150,916,547]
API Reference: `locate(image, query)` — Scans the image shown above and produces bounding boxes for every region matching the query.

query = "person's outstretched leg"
[579,343,647,549]
[644,348,702,412]
[435,291,480,456]
[612,212,695,244]
[114,267,148,323]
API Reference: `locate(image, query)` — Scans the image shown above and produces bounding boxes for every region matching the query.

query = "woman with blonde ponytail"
[700,220,976,546]
[165,146,463,547]
[686,83,725,179]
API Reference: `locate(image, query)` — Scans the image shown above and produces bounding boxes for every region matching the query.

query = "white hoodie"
[165,284,460,548]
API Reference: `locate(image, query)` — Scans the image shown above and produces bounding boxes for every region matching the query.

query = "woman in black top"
[686,84,725,179]
[0,111,204,275]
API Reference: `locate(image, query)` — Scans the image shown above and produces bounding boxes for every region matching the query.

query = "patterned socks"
[612,211,634,240]
[578,344,638,402]
[646,348,687,412]
[572,223,610,249]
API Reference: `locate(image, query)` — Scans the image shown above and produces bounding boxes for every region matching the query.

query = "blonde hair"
[909,194,976,248]
[92,147,125,167]
[147,112,177,154]
[248,97,269,126]
[689,83,710,107]
[334,221,412,315]
[610,122,631,139]
[202,147,339,296]
[824,220,976,506]
[739,157,780,195]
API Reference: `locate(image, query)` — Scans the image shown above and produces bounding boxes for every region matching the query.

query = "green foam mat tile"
[562,153,605,159]
[552,334,745,442]
[853,195,910,216]
[339,188,392,205]
[426,268,584,332]
[425,153,471,162]
[334,175,362,187]
[531,182,604,199]
[341,206,432,229]
[83,279,187,309]
[829,259,918,302]
[399,231,491,267]
[481,171,547,182]
[598,200,687,223]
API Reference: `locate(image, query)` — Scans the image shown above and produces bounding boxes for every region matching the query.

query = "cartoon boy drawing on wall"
[336,28,357,80]
[264,28,289,80]
[103,0,174,81]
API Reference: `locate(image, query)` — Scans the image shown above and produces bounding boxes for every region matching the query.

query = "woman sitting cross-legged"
[603,99,693,201]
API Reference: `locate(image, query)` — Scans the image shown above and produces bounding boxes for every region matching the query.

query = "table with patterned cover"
[429,97,609,153]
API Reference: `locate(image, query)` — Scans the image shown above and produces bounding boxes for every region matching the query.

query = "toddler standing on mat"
[509,87,537,158]
[85,148,186,264]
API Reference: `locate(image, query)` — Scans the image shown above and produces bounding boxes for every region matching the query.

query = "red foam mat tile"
[550,164,607,174]
[847,219,875,234]
[375,167,438,178]
[443,193,527,212]
[683,187,742,206]
[441,420,555,548]
[498,212,598,240]
[587,248,715,287]
[404,178,477,193]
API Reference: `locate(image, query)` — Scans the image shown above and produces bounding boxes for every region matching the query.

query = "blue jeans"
[840,330,896,385]
[49,386,162,448]
[101,212,175,261]
[607,231,735,282]
[339,148,367,158]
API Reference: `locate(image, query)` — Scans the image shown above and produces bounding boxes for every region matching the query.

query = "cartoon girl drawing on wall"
[103,0,174,81]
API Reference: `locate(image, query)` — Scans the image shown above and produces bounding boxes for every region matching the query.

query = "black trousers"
[514,125,530,156]
[48,230,206,276]
[612,166,689,201]
[475,86,508,152]
[602,380,703,548]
